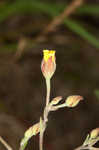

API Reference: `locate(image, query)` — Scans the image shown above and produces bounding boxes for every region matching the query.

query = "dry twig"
[14,0,83,61]
[0,136,13,150]
[35,0,83,42]
[14,37,28,61]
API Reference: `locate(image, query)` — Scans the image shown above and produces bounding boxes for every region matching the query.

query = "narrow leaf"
[64,19,99,48]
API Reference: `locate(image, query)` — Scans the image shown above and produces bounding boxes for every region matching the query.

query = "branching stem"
[74,145,99,150]
[39,78,51,150]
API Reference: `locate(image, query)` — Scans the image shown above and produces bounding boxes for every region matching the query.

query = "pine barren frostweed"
[20,50,84,150]
[41,50,56,79]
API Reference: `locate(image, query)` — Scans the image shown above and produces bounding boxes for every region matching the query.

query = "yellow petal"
[43,50,55,62]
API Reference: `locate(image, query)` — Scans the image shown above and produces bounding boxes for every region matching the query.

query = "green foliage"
[0,0,99,49]
[94,90,99,99]
[64,19,99,48]
[78,5,99,16]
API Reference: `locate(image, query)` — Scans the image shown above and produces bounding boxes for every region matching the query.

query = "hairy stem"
[39,78,51,150]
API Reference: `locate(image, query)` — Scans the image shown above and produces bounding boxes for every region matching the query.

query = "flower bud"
[25,123,40,138]
[90,128,99,139]
[41,50,56,79]
[65,95,83,107]
[50,96,62,106]
[20,123,40,150]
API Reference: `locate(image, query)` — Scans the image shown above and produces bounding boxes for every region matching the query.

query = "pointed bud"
[65,95,83,107]
[41,50,56,79]
[25,123,40,138]
[20,123,40,150]
[90,128,99,139]
[50,96,62,105]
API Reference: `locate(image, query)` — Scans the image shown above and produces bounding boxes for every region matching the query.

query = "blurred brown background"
[0,0,99,150]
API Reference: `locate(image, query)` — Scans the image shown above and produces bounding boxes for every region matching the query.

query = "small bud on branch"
[50,96,62,106]
[65,95,83,107]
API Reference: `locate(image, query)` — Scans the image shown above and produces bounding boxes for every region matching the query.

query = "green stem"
[45,78,51,106]
[51,103,66,111]
[39,131,44,150]
[74,145,99,150]
[55,103,66,109]
[39,78,51,150]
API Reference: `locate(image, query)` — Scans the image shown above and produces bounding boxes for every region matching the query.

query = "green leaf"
[78,5,99,16]
[0,1,99,49]
[0,1,62,22]
[64,19,99,48]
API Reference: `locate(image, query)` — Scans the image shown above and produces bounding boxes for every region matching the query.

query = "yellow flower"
[43,50,55,62]
[41,50,56,79]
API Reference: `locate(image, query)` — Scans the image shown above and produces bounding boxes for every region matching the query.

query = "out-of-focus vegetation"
[1,1,99,150]
[0,0,99,50]
[95,90,99,100]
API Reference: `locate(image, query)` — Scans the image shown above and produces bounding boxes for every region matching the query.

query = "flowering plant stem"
[46,78,51,106]
[74,146,99,150]
[39,78,51,150]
